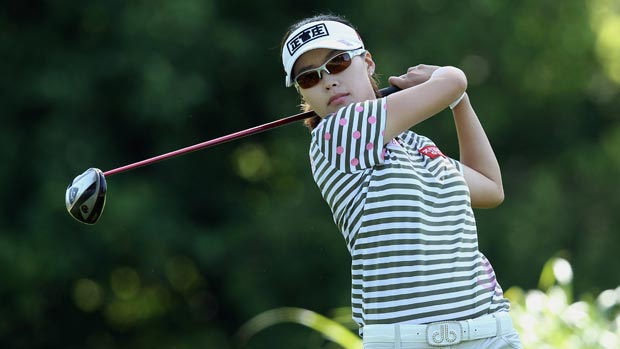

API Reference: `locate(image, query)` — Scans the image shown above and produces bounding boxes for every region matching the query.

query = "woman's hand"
[388,64,441,89]
[382,65,466,141]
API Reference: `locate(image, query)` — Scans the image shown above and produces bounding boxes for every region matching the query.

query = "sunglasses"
[294,48,367,89]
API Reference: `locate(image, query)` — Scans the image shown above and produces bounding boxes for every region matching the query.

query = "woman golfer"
[281,14,522,349]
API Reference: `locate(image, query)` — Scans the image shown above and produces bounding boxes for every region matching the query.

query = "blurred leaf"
[237,307,362,349]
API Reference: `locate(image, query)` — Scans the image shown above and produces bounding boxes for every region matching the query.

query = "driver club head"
[66,168,107,225]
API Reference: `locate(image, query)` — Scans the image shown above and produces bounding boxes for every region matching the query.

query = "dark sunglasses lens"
[296,72,321,89]
[326,53,352,74]
[295,52,356,89]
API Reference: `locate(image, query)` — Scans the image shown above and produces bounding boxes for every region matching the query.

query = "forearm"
[452,94,504,206]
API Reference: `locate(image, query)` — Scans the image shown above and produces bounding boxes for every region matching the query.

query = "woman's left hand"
[388,64,441,89]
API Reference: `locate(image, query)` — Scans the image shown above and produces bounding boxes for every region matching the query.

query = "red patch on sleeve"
[419,145,445,159]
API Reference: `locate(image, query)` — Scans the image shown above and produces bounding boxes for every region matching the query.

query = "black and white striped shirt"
[309,97,510,331]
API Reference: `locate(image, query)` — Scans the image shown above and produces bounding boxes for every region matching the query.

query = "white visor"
[282,20,364,87]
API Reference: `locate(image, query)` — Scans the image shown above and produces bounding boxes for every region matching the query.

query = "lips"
[328,93,349,106]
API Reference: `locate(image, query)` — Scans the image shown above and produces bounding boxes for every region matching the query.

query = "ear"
[364,51,376,75]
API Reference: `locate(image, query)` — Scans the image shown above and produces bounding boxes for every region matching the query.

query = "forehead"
[293,48,338,76]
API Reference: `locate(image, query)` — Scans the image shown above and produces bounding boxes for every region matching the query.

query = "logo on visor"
[287,23,329,55]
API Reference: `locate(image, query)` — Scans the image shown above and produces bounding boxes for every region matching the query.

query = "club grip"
[379,85,401,97]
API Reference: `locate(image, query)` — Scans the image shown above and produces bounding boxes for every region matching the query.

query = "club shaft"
[103,110,314,176]
[103,86,400,177]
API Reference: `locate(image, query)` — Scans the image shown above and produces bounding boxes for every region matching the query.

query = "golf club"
[65,86,400,224]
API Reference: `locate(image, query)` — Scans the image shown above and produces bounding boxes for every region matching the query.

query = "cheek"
[300,89,326,113]
[300,89,320,103]
[348,67,375,96]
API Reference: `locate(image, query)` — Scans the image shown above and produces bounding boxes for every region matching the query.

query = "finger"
[407,65,426,72]
[388,76,406,88]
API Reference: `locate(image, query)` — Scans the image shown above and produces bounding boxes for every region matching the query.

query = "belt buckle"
[426,321,462,346]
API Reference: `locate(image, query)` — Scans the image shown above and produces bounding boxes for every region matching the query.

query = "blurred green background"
[1,0,619,348]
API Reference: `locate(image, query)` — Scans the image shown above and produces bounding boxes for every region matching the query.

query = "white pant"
[363,332,521,349]
[363,313,522,349]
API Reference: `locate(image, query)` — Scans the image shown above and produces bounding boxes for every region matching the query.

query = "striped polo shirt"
[309,97,510,332]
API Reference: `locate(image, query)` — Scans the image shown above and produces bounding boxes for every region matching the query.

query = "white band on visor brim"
[282,20,364,87]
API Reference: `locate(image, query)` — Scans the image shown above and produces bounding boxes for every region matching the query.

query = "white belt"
[363,312,514,347]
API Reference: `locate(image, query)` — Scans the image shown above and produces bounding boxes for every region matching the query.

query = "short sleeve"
[311,98,387,173]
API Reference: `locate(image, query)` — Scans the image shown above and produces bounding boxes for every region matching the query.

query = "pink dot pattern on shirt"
[322,104,385,166]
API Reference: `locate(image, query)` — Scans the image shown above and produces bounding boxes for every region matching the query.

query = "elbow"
[490,188,505,208]
[485,186,505,208]
[472,185,504,209]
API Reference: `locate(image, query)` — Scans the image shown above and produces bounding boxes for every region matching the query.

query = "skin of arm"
[387,65,503,208]
[452,94,504,208]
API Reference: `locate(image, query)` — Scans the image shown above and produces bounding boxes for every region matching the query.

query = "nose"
[322,73,339,90]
